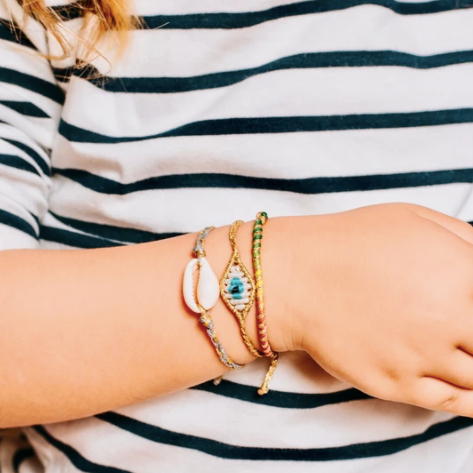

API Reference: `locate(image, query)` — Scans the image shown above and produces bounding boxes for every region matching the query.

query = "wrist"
[220,217,297,355]
[263,214,330,354]
[204,215,311,364]
[260,216,301,353]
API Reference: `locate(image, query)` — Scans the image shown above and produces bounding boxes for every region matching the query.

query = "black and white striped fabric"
[1,0,473,471]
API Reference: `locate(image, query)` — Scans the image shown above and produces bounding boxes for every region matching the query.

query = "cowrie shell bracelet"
[183,226,243,371]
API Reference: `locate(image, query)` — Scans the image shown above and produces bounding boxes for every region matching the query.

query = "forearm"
[0,217,295,428]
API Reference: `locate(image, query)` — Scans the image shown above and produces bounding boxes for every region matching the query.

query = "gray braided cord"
[198,315,244,370]
[193,226,213,257]
[191,226,244,371]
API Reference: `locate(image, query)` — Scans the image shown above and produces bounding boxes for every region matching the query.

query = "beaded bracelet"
[253,212,276,357]
[253,212,279,395]
[183,226,244,371]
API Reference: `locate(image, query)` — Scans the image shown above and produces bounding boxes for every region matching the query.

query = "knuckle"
[432,392,459,412]
[405,379,460,413]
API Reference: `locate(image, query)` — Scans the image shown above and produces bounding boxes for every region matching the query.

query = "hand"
[278,203,473,416]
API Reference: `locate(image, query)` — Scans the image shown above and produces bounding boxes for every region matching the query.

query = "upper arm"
[0,0,64,249]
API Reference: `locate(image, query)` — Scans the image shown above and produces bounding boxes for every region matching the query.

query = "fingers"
[427,348,473,390]
[409,376,473,417]
[406,204,473,245]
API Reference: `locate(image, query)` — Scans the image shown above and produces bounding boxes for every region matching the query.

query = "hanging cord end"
[257,353,279,395]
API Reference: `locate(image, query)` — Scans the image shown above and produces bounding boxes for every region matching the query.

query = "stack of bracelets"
[182,212,279,395]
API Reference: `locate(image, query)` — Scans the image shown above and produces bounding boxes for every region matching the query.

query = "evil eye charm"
[223,265,252,312]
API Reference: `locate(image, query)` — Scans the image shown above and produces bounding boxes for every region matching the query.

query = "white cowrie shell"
[183,257,220,313]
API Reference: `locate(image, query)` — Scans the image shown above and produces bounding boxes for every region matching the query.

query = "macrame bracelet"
[252,212,279,394]
[197,304,243,371]
[253,212,276,357]
[220,220,262,358]
[183,226,244,371]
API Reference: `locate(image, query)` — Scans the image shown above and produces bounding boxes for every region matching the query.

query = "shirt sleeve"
[0,0,63,250]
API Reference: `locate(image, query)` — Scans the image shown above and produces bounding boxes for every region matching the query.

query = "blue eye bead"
[229,278,244,299]
[224,265,251,312]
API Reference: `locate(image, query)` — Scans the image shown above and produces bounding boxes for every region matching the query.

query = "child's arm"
[0,219,287,427]
[3,204,473,428]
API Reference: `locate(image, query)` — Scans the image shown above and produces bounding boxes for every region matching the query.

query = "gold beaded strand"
[252,212,279,395]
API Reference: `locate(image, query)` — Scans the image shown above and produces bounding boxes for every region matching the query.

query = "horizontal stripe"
[58,109,473,143]
[96,412,473,461]
[3,139,51,176]
[32,426,131,473]
[62,66,473,142]
[52,125,473,184]
[50,0,473,28]
[142,0,473,30]
[0,21,36,50]
[0,100,50,118]
[84,9,473,79]
[61,66,473,143]
[192,380,371,408]
[50,2,85,21]
[49,211,182,244]
[52,65,74,83]
[0,67,65,105]
[12,447,35,473]
[52,167,473,196]
[39,225,121,249]
[0,208,37,239]
[119,387,456,450]
[76,50,473,94]
[48,179,471,235]
[0,153,41,175]
[31,213,40,228]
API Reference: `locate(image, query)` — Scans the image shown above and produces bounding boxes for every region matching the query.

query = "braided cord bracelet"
[253,212,279,395]
[183,226,244,371]
[197,304,243,371]
[220,220,262,358]
[253,212,276,357]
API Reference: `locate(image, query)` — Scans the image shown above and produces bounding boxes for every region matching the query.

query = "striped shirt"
[1,0,473,471]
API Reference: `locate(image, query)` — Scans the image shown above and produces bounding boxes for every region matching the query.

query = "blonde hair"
[18,0,139,62]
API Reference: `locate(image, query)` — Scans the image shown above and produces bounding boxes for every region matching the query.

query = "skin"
[293,204,473,415]
[0,219,290,427]
[2,203,473,427]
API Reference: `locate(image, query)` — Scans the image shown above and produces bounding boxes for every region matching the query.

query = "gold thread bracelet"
[220,220,263,358]
[252,212,279,395]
